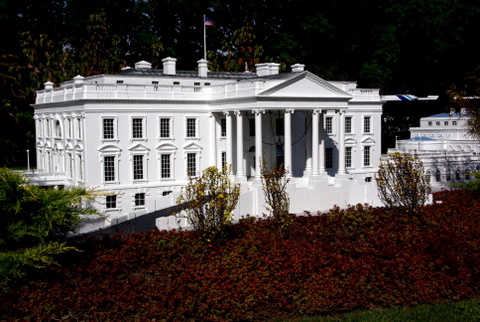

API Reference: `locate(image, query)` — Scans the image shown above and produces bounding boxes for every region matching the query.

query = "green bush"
[0,168,98,289]
[176,166,240,242]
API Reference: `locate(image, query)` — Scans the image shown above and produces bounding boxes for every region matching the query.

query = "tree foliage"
[0,168,99,289]
[176,166,240,242]
[376,152,431,210]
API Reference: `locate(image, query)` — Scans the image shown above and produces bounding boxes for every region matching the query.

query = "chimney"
[73,75,84,85]
[135,60,152,69]
[255,62,280,77]
[291,63,305,72]
[197,59,208,78]
[44,81,54,90]
[162,57,176,75]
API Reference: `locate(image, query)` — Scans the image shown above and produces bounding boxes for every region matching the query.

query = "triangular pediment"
[183,142,202,150]
[259,72,353,99]
[361,136,375,144]
[129,143,150,152]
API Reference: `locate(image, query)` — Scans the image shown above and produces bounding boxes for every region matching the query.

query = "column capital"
[252,108,265,115]
[338,108,347,115]
[285,109,295,114]
[223,110,230,116]
[313,108,322,115]
[234,110,242,116]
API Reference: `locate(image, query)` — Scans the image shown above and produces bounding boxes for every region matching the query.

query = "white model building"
[31,57,386,232]
[388,111,480,187]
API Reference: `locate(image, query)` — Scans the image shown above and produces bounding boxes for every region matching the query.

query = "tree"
[260,158,292,232]
[0,168,99,289]
[176,166,240,242]
[376,152,431,210]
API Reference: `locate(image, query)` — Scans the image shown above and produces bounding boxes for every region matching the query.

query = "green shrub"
[0,168,98,289]
[176,165,240,242]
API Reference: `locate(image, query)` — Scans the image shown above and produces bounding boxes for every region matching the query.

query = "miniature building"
[31,57,386,232]
[388,111,480,187]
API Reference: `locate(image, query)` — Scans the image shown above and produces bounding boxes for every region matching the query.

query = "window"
[325,117,333,134]
[453,121,458,126]
[161,154,171,179]
[133,155,144,180]
[363,146,371,167]
[444,121,449,126]
[435,169,441,182]
[276,118,284,136]
[446,170,451,182]
[456,170,461,181]
[160,118,171,138]
[46,119,50,136]
[426,171,431,183]
[77,118,82,139]
[135,193,145,207]
[249,118,255,136]
[106,195,117,209]
[465,171,471,181]
[132,118,143,139]
[436,121,440,126]
[78,155,83,180]
[428,121,432,126]
[187,153,197,176]
[363,116,371,133]
[345,147,352,168]
[55,120,62,137]
[325,147,333,168]
[68,153,73,178]
[103,118,115,139]
[221,151,227,169]
[67,119,72,138]
[345,117,352,133]
[220,118,227,137]
[104,156,115,182]
[186,118,196,138]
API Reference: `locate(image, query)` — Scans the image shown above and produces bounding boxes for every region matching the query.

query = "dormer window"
[173,81,180,85]
[152,81,159,85]
[116,80,124,84]
[194,82,200,86]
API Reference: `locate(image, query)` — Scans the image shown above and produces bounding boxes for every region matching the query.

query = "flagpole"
[203,15,206,60]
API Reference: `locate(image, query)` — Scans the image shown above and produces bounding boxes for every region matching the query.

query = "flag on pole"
[204,17,215,26]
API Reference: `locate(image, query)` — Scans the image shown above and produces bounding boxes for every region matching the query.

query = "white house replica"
[31,57,386,232]
[388,111,480,187]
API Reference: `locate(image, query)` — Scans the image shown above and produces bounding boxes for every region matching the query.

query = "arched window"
[435,169,441,182]
[55,120,62,137]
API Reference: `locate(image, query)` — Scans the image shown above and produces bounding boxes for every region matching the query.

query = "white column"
[234,110,244,177]
[224,111,233,168]
[312,109,320,176]
[304,112,312,176]
[209,113,216,167]
[338,109,346,174]
[319,111,325,174]
[253,109,265,178]
[284,109,294,177]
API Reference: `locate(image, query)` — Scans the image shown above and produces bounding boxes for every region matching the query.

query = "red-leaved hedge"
[1,189,480,320]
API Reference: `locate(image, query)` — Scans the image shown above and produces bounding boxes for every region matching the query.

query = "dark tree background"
[1,0,479,165]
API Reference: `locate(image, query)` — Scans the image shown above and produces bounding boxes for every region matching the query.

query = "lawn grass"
[290,297,480,321]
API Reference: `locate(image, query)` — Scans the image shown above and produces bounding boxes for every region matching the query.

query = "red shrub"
[2,189,480,320]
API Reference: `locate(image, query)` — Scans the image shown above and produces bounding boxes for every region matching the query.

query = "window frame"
[186,152,197,177]
[345,116,352,134]
[132,154,145,181]
[363,116,371,134]
[106,195,117,209]
[186,117,198,138]
[325,117,333,134]
[363,145,371,167]
[131,117,145,140]
[345,146,353,168]
[102,117,117,141]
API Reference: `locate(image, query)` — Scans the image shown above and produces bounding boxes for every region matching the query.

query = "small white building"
[388,111,480,187]
[31,57,387,232]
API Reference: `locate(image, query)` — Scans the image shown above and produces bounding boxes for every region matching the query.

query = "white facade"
[389,112,480,187]
[31,57,386,232]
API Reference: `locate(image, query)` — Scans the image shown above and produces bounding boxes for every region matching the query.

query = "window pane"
[103,119,114,139]
[186,118,196,137]
[345,117,352,133]
[161,154,171,178]
[363,117,371,133]
[160,118,170,138]
[276,118,284,136]
[187,153,196,176]
[132,118,143,138]
[104,156,115,181]
[325,117,333,134]
[325,147,333,168]
[106,195,116,209]
[221,118,227,137]
[345,147,352,168]
[133,155,144,180]
[363,146,370,166]
[135,193,145,206]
